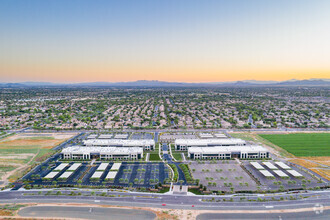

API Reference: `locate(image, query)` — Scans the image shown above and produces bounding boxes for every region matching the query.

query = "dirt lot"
[0,133,76,187]
[288,157,330,181]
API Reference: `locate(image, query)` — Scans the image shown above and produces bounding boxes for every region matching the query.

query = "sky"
[1,0,330,83]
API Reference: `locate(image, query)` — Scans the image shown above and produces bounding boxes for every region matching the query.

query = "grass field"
[170,144,183,161]
[259,133,330,157]
[172,153,182,161]
[149,153,161,161]
[0,133,76,185]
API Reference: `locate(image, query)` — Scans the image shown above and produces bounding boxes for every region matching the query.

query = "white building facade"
[175,138,246,151]
[83,139,155,150]
[188,145,269,160]
[61,146,143,160]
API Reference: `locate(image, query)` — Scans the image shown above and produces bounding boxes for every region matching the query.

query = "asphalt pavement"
[18,206,156,220]
[1,189,329,211]
[197,210,330,220]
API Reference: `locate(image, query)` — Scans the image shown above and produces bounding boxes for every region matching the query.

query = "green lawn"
[259,133,330,157]
[149,153,161,161]
[172,153,182,161]
[188,188,203,195]
[158,187,170,193]
[170,144,183,161]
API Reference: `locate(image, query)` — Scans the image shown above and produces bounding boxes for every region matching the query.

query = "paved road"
[18,206,156,220]
[197,210,330,220]
[162,143,168,151]
[154,132,159,143]
[1,189,329,211]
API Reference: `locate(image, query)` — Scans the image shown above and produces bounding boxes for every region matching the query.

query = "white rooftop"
[259,170,274,177]
[287,170,303,177]
[275,162,291,170]
[67,163,81,171]
[54,163,69,171]
[59,171,73,179]
[62,146,143,155]
[263,162,278,170]
[250,162,265,170]
[106,171,118,179]
[91,171,104,178]
[44,172,58,179]
[273,170,289,177]
[213,133,227,138]
[110,163,121,170]
[98,134,113,139]
[188,145,268,154]
[175,138,246,146]
[97,163,109,171]
[83,139,154,146]
[199,133,213,138]
[114,134,129,139]
[87,134,98,139]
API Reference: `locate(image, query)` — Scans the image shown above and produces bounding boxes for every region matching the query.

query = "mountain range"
[0,79,329,88]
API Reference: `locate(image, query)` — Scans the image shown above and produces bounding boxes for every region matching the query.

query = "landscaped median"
[178,163,196,184]
[168,164,179,182]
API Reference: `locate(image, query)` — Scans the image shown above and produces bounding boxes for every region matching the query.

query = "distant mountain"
[75,80,192,87]
[20,81,61,86]
[276,79,330,86]
[0,83,26,88]
[240,80,279,84]
[0,79,329,87]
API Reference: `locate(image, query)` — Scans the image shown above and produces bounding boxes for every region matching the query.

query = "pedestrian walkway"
[172,185,188,195]
[90,159,96,165]
[181,153,186,161]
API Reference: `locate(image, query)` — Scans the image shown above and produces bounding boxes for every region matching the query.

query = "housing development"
[1,87,328,131]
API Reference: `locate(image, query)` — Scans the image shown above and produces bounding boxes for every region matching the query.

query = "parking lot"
[190,160,258,192]
[243,160,325,191]
[23,160,170,189]
[130,132,153,140]
[159,132,197,142]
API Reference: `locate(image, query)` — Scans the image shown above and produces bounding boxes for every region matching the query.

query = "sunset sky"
[1,0,330,83]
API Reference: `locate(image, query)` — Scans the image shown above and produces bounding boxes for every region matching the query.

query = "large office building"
[188,145,269,160]
[174,138,246,151]
[61,146,143,160]
[83,139,155,150]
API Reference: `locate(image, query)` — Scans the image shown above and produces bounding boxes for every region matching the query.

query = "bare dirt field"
[0,133,76,187]
[288,157,330,181]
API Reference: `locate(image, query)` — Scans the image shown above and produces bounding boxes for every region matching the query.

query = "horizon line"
[1,78,330,84]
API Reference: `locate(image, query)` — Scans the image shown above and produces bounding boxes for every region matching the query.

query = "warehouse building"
[83,139,155,150]
[188,145,269,160]
[175,138,246,151]
[61,146,143,160]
